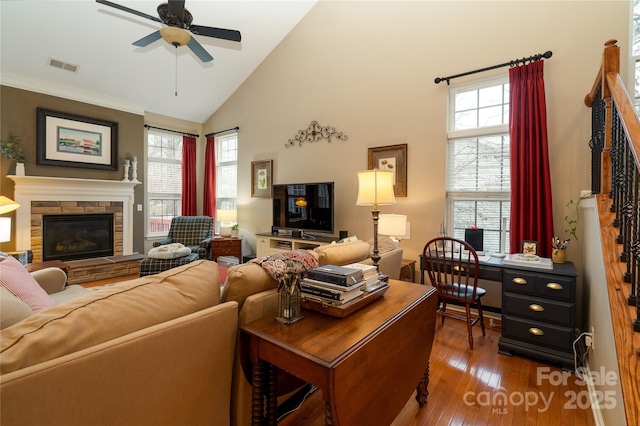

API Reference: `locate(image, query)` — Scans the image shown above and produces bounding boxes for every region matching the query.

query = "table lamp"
[0,196,20,245]
[356,169,396,271]
[378,213,407,245]
[217,209,237,237]
[0,196,20,214]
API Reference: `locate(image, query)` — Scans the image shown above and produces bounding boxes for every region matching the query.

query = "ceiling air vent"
[48,58,78,73]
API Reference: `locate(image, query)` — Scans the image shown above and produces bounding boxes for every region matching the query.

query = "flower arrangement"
[552,199,580,251]
[0,133,25,163]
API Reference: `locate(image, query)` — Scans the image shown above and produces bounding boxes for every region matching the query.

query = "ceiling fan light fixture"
[160,27,191,46]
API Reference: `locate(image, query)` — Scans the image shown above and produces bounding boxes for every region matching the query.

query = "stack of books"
[301,264,386,306]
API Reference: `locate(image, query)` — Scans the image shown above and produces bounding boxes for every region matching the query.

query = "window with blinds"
[147,130,183,236]
[215,133,238,212]
[446,77,510,254]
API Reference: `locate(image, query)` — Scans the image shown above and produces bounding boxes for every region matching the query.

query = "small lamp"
[0,196,20,214]
[356,169,396,271]
[378,214,407,245]
[217,209,237,237]
[0,217,11,243]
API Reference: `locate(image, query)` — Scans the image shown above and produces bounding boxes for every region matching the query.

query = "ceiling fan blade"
[167,0,186,20]
[186,37,213,62]
[133,31,162,47]
[95,0,161,24]
[189,25,241,42]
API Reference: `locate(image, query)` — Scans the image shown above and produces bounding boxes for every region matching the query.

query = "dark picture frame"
[368,143,408,197]
[36,108,118,170]
[522,240,538,255]
[251,159,273,198]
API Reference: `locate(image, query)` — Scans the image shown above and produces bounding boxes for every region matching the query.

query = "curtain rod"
[205,126,240,138]
[434,50,553,85]
[144,124,199,138]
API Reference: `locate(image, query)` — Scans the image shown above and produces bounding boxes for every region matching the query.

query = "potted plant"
[0,133,26,176]
[230,224,239,238]
[552,199,580,263]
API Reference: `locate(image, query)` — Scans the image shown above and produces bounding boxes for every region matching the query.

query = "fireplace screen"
[42,214,114,261]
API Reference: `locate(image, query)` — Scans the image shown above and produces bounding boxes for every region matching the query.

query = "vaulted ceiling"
[0,1,317,123]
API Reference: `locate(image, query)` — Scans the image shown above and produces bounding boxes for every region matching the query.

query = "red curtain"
[203,135,216,217]
[509,60,554,258]
[181,135,197,216]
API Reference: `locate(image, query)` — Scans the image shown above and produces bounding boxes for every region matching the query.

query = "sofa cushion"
[313,240,371,266]
[0,287,34,329]
[222,263,277,311]
[0,259,220,374]
[0,255,55,313]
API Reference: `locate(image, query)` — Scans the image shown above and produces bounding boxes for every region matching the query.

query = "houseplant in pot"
[0,133,26,176]
[230,224,239,238]
[552,199,580,263]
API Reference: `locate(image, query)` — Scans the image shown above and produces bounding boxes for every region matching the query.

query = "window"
[446,77,510,254]
[146,130,182,236]
[215,132,238,213]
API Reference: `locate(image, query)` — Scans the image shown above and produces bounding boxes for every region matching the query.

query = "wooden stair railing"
[585,39,640,426]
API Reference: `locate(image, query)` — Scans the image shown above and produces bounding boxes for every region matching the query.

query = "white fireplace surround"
[8,175,139,254]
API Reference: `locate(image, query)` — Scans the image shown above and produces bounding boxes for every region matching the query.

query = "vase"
[15,162,25,176]
[276,264,303,324]
[552,248,566,264]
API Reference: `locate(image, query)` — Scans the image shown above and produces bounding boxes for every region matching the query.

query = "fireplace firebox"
[42,214,114,261]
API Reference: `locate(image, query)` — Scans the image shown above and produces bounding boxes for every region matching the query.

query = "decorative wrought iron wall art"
[285,120,348,147]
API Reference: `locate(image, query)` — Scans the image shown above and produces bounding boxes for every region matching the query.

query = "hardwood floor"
[279,318,595,426]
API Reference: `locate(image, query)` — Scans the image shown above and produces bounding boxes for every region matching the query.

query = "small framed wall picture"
[522,240,538,255]
[251,160,273,198]
[368,144,408,197]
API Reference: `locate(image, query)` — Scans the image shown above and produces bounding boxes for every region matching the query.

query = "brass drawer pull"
[528,328,544,336]
[546,282,564,290]
[512,277,528,285]
[453,266,465,273]
[529,304,545,312]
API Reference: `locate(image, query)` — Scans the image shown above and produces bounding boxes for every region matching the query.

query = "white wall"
[581,197,626,425]
[205,0,629,271]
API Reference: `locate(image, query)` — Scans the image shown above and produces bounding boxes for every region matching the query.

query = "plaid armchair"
[153,216,215,260]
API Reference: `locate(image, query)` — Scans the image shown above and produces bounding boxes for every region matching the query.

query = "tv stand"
[256,233,334,257]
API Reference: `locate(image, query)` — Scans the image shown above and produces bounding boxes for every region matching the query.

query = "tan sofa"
[1,260,238,426]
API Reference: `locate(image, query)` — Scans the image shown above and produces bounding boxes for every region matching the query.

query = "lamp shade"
[356,169,396,207]
[217,209,237,223]
[0,217,11,243]
[378,214,407,237]
[0,196,20,214]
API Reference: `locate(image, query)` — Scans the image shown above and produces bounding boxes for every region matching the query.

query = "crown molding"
[0,71,146,116]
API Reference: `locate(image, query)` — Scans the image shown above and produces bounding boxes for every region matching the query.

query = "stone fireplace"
[9,176,139,263]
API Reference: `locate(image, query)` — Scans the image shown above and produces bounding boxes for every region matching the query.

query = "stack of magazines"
[301,263,387,306]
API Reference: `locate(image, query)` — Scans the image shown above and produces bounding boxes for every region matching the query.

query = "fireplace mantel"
[8,175,140,254]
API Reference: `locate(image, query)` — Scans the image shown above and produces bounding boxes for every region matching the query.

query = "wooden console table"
[241,280,438,426]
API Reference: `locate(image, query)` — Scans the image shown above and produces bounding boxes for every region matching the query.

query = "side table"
[242,280,438,425]
[210,237,242,262]
[400,258,416,282]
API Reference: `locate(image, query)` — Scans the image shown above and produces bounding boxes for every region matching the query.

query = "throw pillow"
[0,287,34,329]
[147,242,192,259]
[0,256,56,312]
[249,249,320,281]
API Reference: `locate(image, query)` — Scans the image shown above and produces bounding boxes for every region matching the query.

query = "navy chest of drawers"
[498,262,579,370]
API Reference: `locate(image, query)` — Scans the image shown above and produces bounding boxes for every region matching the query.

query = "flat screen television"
[272,182,334,236]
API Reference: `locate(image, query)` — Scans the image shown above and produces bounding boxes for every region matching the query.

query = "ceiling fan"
[96,0,241,63]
